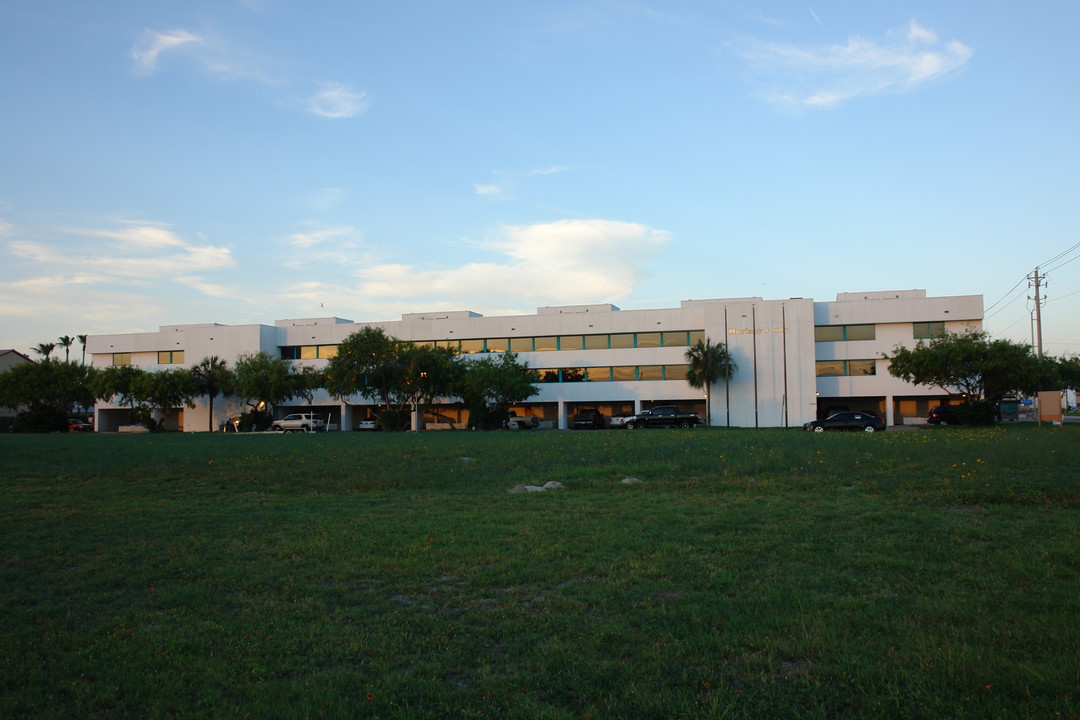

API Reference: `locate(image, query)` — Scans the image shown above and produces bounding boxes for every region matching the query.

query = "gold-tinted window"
[847,360,876,376]
[636,332,661,348]
[300,346,318,360]
[611,366,636,381]
[638,365,663,380]
[609,333,634,349]
[486,338,508,353]
[664,365,689,381]
[584,334,608,350]
[112,353,131,366]
[815,361,844,377]
[559,335,583,351]
[661,331,689,347]
[534,336,558,351]
[585,367,611,382]
[688,330,705,346]
[318,345,338,359]
[509,337,533,352]
[459,339,484,354]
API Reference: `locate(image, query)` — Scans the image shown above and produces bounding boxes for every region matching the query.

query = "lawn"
[1,426,1077,719]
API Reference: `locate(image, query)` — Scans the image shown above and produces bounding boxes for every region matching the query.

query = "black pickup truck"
[623,406,701,429]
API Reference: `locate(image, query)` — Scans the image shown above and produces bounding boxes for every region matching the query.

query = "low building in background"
[85,289,982,431]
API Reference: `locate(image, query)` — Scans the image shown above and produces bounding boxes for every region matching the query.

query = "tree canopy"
[885,330,1046,404]
[456,352,539,429]
[233,352,317,414]
[324,327,461,430]
[685,338,737,426]
[0,359,96,431]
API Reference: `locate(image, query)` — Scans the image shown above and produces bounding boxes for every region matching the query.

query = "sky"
[2,0,1079,358]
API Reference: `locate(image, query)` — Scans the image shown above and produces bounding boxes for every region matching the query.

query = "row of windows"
[112,351,186,366]
[815,360,877,377]
[534,365,690,382]
[815,321,947,342]
[281,330,706,360]
[814,324,875,342]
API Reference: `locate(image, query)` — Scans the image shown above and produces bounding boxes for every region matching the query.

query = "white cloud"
[474,183,505,196]
[131,29,203,75]
[346,218,669,308]
[528,165,571,176]
[287,225,360,247]
[735,19,972,109]
[306,82,369,118]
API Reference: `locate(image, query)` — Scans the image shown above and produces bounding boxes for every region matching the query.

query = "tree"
[685,338,737,426]
[885,329,1048,423]
[130,369,199,431]
[0,359,96,432]
[192,356,235,432]
[324,327,462,431]
[456,352,538,429]
[92,365,146,409]
[57,335,74,363]
[33,342,56,360]
[77,334,88,365]
[233,352,316,416]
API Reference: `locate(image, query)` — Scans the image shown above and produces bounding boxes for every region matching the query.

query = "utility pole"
[1028,267,1045,357]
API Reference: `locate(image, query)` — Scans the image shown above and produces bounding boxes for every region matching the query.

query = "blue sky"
[3,1,1079,357]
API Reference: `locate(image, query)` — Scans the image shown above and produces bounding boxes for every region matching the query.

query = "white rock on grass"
[508,481,566,494]
[621,477,643,484]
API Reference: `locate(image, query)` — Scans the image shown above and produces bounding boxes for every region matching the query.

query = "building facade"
[85,289,982,431]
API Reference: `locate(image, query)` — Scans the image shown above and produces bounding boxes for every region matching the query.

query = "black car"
[926,406,957,425]
[804,411,885,433]
[572,408,606,429]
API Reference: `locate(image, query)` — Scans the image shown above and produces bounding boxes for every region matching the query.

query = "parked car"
[504,411,540,430]
[572,408,607,429]
[926,405,958,425]
[623,406,701,429]
[67,418,93,432]
[271,413,327,432]
[356,418,381,431]
[804,411,885,433]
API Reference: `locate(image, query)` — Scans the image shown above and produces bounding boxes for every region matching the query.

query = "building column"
[557,399,567,430]
[340,404,353,432]
[885,395,895,427]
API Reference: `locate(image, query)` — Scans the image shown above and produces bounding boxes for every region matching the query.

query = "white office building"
[86,289,982,431]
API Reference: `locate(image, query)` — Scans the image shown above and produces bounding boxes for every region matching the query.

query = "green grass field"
[2,426,1077,719]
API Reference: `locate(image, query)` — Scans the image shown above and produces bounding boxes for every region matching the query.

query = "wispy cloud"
[735,19,972,109]
[474,183,505,196]
[131,27,366,118]
[131,29,203,76]
[306,82,369,118]
[0,219,241,345]
[286,224,361,247]
[285,218,670,314]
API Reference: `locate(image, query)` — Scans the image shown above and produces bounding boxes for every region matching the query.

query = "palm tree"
[58,335,74,363]
[191,356,234,432]
[34,342,56,360]
[77,334,88,365]
[685,338,737,426]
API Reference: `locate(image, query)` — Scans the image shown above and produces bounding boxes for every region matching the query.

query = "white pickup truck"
[271,413,328,433]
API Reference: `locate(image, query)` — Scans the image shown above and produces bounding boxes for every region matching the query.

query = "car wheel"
[679,420,691,429]
[272,424,282,432]
[625,422,637,430]
[813,425,825,433]
[863,425,876,433]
